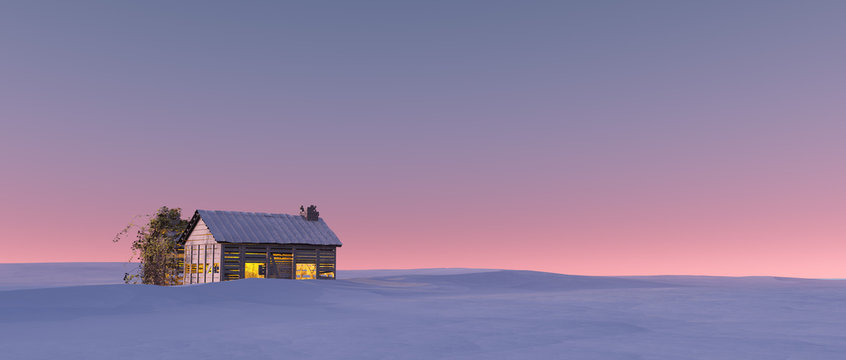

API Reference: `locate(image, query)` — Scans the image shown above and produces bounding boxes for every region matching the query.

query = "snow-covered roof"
[193,210,342,246]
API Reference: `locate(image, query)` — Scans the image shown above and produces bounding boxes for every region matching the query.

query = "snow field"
[1,265,845,359]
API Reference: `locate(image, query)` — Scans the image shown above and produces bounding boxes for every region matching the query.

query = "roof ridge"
[198,209,297,217]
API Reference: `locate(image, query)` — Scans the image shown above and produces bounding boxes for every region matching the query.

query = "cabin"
[180,206,341,284]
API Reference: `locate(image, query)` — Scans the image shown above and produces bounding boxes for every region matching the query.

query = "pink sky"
[2,2,845,277]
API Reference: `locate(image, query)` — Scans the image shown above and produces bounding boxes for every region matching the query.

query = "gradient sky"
[1,1,845,277]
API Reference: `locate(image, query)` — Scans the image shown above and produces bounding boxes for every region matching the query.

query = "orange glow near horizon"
[2,195,844,279]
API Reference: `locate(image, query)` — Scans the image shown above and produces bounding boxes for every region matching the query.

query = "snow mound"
[0,262,135,290]
[339,268,499,279]
[363,270,673,293]
[627,275,846,288]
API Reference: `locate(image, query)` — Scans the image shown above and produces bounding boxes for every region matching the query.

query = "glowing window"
[296,263,316,280]
[244,263,266,279]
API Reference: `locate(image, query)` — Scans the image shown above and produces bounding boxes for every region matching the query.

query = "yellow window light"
[296,263,316,280]
[244,263,266,279]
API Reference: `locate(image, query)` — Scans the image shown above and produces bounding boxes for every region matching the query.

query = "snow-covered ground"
[1,264,845,359]
[0,262,137,290]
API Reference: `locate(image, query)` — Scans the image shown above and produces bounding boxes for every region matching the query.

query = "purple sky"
[1,1,845,277]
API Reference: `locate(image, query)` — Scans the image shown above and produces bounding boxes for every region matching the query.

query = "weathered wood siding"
[184,219,222,284]
[317,247,336,278]
[186,219,216,244]
[219,244,337,280]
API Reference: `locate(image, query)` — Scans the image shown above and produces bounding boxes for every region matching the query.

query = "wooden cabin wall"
[316,247,336,279]
[183,219,222,284]
[176,245,185,284]
[219,244,337,280]
[184,242,222,284]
